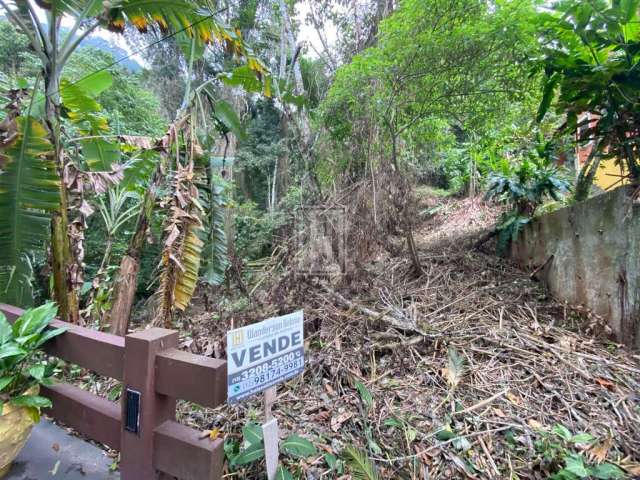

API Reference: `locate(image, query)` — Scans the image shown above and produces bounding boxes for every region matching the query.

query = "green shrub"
[0,303,66,422]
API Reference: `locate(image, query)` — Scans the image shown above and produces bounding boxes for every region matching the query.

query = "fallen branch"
[321,285,442,338]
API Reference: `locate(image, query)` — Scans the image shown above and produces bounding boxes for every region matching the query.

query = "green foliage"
[0,21,39,78]
[64,47,166,136]
[234,201,285,261]
[201,170,229,286]
[342,446,380,480]
[234,99,285,207]
[486,155,570,216]
[533,424,624,480]
[59,70,121,171]
[279,435,317,458]
[537,0,640,196]
[224,420,317,477]
[485,150,570,254]
[0,303,66,421]
[321,0,542,179]
[0,116,60,307]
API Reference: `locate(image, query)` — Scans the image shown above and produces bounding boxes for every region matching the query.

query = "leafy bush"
[0,303,66,422]
[486,153,570,254]
[534,424,624,480]
[224,421,317,478]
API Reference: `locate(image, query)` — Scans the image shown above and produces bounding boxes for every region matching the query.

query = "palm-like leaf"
[0,117,60,306]
[342,446,380,480]
[106,0,265,70]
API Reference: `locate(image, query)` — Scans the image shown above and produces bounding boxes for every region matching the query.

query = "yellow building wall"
[594,158,629,190]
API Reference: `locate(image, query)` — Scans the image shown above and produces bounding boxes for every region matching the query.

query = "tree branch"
[59,21,100,67]
[25,0,52,52]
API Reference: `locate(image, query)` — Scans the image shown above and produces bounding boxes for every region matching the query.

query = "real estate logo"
[293,206,347,276]
[230,329,244,348]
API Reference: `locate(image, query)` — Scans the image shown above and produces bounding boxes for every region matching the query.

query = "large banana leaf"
[201,170,228,286]
[60,72,120,171]
[33,0,103,16]
[173,223,204,311]
[0,117,60,307]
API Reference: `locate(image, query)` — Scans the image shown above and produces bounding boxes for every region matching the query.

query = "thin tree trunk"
[108,176,156,335]
[405,217,423,275]
[271,161,278,212]
[45,62,79,323]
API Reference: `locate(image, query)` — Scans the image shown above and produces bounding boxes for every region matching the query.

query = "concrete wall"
[510,186,640,348]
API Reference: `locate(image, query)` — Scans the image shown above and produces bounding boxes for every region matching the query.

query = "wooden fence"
[0,304,228,480]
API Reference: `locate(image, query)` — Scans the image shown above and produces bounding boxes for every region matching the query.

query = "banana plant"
[0,81,60,307]
[0,0,267,322]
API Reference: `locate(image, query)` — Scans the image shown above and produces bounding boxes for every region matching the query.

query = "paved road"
[6,420,119,479]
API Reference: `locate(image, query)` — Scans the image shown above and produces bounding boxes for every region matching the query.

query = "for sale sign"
[227,311,304,403]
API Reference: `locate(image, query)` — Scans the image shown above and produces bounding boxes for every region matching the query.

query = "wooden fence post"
[120,328,178,479]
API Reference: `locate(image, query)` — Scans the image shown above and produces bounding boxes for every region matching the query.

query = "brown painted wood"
[155,349,227,408]
[42,383,121,449]
[153,420,224,480]
[120,328,178,479]
[0,304,125,379]
[1,303,228,480]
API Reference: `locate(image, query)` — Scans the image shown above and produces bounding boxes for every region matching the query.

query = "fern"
[342,446,380,480]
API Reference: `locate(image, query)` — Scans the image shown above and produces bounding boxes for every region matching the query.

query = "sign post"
[227,311,305,480]
[262,387,278,480]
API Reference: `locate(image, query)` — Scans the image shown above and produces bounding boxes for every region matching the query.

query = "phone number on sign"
[235,356,304,389]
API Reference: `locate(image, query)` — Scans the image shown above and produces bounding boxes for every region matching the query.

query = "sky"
[295,1,337,58]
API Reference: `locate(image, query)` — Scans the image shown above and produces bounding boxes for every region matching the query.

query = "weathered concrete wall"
[511,186,640,348]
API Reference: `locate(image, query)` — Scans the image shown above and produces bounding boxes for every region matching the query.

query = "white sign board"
[227,311,304,403]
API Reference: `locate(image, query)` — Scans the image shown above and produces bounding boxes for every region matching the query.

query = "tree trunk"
[404,210,423,275]
[108,254,140,336]
[45,64,80,323]
[108,175,155,335]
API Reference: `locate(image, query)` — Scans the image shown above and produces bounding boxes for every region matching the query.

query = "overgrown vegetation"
[0,0,639,478]
[0,303,66,422]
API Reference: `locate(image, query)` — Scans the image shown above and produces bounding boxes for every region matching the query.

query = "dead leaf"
[595,377,616,391]
[558,335,576,351]
[493,408,506,418]
[324,381,336,396]
[506,391,522,406]
[199,428,220,440]
[587,436,613,464]
[314,410,331,422]
[331,410,354,432]
[51,442,60,452]
[527,419,543,430]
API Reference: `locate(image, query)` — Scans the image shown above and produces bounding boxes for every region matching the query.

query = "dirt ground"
[76,188,640,479]
[165,189,640,479]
